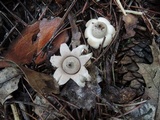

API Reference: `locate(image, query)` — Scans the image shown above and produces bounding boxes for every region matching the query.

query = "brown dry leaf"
[137,39,160,119]
[35,18,68,64]
[122,14,138,39]
[4,21,40,64]
[4,17,68,64]
[20,66,59,95]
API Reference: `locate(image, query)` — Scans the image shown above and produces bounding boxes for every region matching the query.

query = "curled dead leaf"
[4,17,68,64]
[4,21,40,64]
[35,18,68,64]
[123,14,138,39]
[20,66,59,95]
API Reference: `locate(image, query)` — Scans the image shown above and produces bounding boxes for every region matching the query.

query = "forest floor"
[0,0,160,120]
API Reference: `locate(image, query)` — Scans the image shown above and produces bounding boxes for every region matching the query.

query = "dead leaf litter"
[0,0,160,119]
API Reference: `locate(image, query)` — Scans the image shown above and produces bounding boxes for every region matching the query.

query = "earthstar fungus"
[85,17,115,49]
[50,43,92,87]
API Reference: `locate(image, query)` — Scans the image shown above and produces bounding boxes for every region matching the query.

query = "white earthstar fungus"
[85,17,115,49]
[50,43,92,87]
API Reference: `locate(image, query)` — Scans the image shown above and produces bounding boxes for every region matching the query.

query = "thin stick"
[0,1,27,26]
[11,104,20,120]
[125,10,143,15]
[115,0,127,15]
[18,0,35,20]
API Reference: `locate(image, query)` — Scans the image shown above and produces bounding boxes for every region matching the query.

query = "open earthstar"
[85,17,115,49]
[50,43,92,87]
